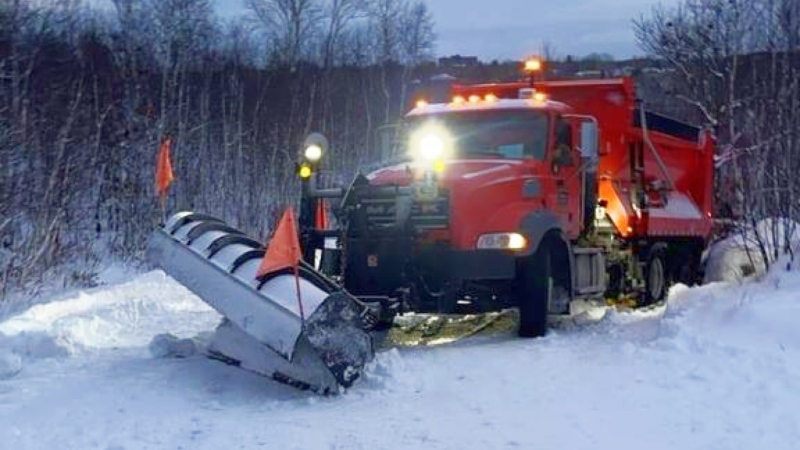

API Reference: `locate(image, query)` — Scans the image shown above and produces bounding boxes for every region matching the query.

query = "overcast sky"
[214,0,681,60]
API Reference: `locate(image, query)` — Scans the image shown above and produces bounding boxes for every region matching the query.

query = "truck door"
[549,116,583,237]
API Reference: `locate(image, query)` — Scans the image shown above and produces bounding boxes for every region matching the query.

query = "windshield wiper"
[463,150,506,158]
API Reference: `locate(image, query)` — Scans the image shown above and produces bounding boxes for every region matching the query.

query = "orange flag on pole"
[257,207,303,278]
[155,135,175,199]
[257,207,305,321]
[315,199,329,231]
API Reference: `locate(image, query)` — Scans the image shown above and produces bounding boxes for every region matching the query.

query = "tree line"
[0,0,435,299]
[2,0,798,300]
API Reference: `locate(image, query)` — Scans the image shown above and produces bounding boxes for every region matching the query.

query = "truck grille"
[361,195,449,230]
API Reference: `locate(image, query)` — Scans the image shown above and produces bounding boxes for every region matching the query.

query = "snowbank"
[0,271,219,358]
[0,267,798,449]
[704,218,800,282]
[0,349,22,379]
[149,333,200,359]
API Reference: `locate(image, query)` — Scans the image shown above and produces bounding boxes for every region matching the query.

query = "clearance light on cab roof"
[450,93,499,106]
[524,57,543,73]
[415,99,428,108]
[518,88,548,103]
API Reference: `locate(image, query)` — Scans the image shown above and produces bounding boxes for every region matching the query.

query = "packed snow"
[704,218,800,283]
[0,266,799,449]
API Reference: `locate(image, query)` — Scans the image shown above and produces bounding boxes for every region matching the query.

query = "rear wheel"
[671,243,703,286]
[642,245,669,306]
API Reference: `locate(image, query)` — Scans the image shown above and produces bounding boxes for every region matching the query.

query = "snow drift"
[0,267,799,449]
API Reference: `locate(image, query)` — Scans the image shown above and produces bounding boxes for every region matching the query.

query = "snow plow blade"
[146,212,374,393]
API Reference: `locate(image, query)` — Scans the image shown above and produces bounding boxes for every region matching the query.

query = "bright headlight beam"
[304,144,323,162]
[419,134,445,161]
[409,123,452,165]
[507,233,527,250]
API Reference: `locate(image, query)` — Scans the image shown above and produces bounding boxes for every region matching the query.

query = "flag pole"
[294,264,305,327]
[256,207,306,326]
[159,194,167,225]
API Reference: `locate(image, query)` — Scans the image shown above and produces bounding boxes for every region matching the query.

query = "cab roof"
[405,98,572,118]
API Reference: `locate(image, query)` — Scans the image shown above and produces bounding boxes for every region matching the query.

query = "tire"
[518,240,567,338]
[672,245,702,286]
[605,263,624,300]
[642,245,669,306]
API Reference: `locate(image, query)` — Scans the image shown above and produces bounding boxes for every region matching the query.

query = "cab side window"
[553,117,574,167]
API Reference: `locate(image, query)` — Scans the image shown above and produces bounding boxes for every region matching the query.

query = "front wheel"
[518,240,568,338]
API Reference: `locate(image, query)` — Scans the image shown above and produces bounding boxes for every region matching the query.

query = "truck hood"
[365,159,543,250]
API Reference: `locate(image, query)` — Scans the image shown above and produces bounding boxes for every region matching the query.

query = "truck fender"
[518,210,574,300]
[518,210,563,257]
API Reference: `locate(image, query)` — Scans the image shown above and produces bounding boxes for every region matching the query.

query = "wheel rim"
[649,258,665,300]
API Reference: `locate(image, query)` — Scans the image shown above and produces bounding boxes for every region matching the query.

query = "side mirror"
[579,121,598,160]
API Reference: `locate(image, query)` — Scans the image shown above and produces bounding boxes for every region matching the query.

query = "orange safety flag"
[315,199,329,231]
[155,135,175,199]
[257,207,303,278]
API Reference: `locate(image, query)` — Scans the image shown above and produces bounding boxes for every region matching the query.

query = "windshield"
[406,110,549,160]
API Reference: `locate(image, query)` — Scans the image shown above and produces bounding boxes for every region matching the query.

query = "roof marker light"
[416,99,429,108]
[452,95,466,105]
[485,93,498,102]
[468,95,481,103]
[524,58,542,72]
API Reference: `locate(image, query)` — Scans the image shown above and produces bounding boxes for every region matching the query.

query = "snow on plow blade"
[147,212,374,393]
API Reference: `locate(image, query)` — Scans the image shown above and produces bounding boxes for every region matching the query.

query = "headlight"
[419,134,444,161]
[476,233,527,250]
[304,144,323,162]
[409,123,452,164]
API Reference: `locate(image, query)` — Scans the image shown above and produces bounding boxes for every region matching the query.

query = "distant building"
[438,54,479,68]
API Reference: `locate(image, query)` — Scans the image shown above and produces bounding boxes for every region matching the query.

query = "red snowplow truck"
[301,62,715,337]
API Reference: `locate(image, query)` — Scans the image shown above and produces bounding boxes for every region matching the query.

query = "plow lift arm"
[147,211,376,394]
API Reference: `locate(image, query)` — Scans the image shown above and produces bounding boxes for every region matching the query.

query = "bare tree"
[321,0,365,67]
[246,0,322,66]
[365,0,406,64]
[398,1,434,66]
[0,0,438,300]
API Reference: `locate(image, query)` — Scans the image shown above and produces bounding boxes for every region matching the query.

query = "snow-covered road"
[0,269,798,449]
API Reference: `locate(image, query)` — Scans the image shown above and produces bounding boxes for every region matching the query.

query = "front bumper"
[440,249,517,280]
[343,234,518,298]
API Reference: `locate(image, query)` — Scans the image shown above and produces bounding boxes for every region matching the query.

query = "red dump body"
[448,77,715,242]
